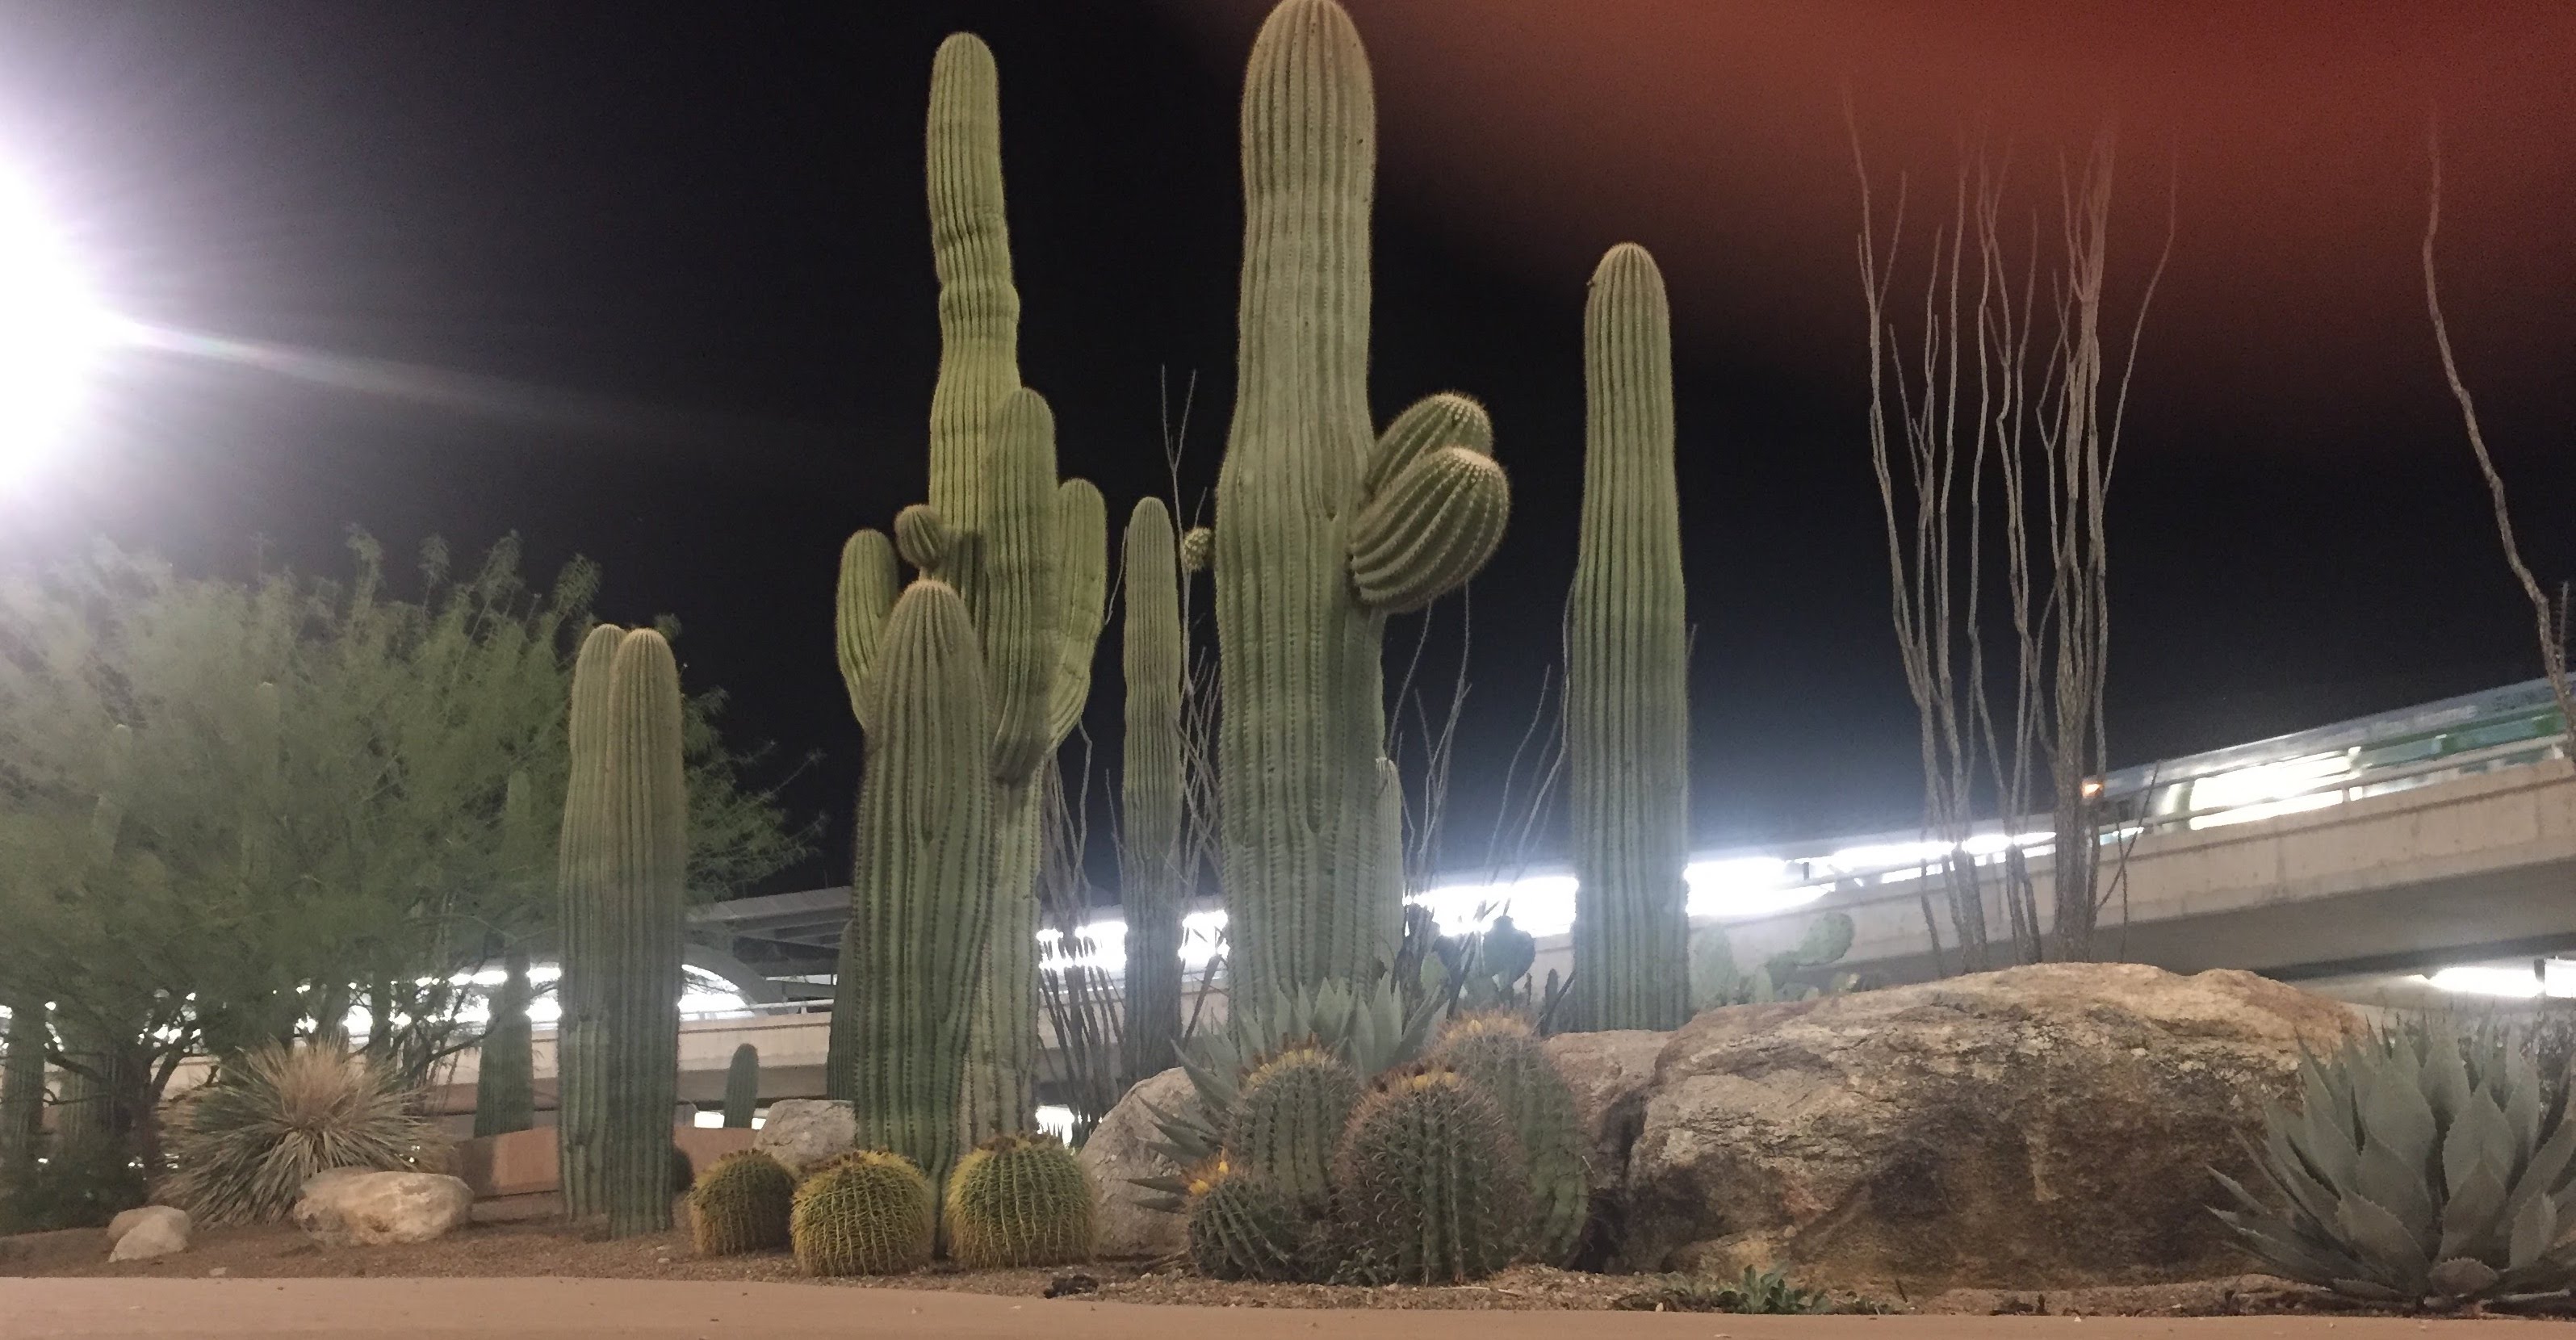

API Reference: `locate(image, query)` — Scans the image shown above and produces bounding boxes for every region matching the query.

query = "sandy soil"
[6,1276,2571,1340]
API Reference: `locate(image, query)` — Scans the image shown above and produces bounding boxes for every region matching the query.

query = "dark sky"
[0,2,2571,895]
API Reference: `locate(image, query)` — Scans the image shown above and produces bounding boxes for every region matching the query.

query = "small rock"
[107,1207,191,1262]
[749,1099,858,1175]
[291,1170,473,1247]
[207,1267,229,1278]
[1045,1272,1100,1298]
[1077,1067,1193,1260]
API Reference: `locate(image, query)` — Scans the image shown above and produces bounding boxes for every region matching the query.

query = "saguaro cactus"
[1211,0,1510,1003]
[827,580,995,1193]
[554,622,622,1217]
[1566,243,1690,1032]
[557,627,689,1237]
[1120,496,1187,1083]
[475,770,539,1138]
[830,31,1106,1149]
[722,1043,761,1128]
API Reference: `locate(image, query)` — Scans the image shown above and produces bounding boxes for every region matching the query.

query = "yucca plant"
[163,1041,434,1226]
[2213,1020,2576,1307]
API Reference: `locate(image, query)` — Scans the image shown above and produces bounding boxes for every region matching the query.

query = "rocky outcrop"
[105,1205,190,1261]
[1077,1067,1192,1260]
[750,1099,857,1175]
[1622,962,2361,1291]
[1541,1028,1664,1180]
[291,1170,474,1247]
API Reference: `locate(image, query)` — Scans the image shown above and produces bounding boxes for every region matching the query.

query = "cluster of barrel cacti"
[1163,1007,1589,1283]
[680,1134,1092,1274]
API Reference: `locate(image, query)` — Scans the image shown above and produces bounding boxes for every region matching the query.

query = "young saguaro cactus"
[1566,242,1691,1032]
[830,31,1108,1149]
[572,628,689,1238]
[555,622,623,1219]
[475,771,540,1139]
[1212,0,1511,1004]
[1120,496,1187,1084]
[827,580,995,1194]
[721,1043,760,1129]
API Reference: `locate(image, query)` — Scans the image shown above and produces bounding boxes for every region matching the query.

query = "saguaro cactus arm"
[837,533,899,733]
[1045,479,1108,744]
[1348,446,1510,614]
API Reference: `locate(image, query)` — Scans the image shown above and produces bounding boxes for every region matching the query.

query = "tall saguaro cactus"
[555,622,622,1220]
[558,627,689,1237]
[1567,243,1690,1031]
[828,580,995,1193]
[829,31,1106,1147]
[1212,0,1510,1003]
[1120,498,1187,1082]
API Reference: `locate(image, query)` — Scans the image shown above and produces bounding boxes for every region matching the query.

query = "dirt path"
[2,1279,2563,1340]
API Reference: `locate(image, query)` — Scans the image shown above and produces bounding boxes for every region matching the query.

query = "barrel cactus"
[722,1044,760,1129]
[2213,1020,2576,1305]
[689,1150,794,1256]
[1332,1064,1528,1283]
[1211,0,1510,1005]
[827,580,994,1194]
[1184,1158,1308,1282]
[555,626,689,1237]
[1224,1045,1362,1212]
[944,1133,1095,1268]
[1429,1011,1590,1264]
[1567,241,1690,1032]
[792,1149,937,1276]
[830,31,1108,1149]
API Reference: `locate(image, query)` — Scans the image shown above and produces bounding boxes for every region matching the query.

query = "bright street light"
[0,166,122,483]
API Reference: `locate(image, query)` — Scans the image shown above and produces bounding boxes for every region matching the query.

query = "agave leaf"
[2294,1069,2364,1190]
[2357,1062,2440,1187]
[2503,1055,2545,1162]
[2442,1090,2514,1208]
[2436,1162,2510,1262]
[2510,1190,2557,1271]
[2257,1125,2342,1229]
[2427,1255,2502,1300]
[2423,1028,2473,1129]
[2355,1138,2437,1243]
[2214,1211,2372,1288]
[2505,1115,2576,1225]
[2497,1234,2576,1292]
[2210,1167,2269,1216]
[2330,1278,2409,1303]
[2337,1192,2430,1290]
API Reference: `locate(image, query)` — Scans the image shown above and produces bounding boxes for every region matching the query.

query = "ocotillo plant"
[829,32,1106,1146]
[558,627,689,1237]
[827,580,995,1194]
[722,1044,760,1128]
[1211,0,1510,1003]
[474,770,540,1138]
[1120,496,1186,1083]
[1567,242,1690,1031]
[554,622,622,1217]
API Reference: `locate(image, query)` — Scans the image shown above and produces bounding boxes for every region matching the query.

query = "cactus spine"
[1429,1012,1590,1264]
[1567,242,1690,1032]
[688,1149,794,1255]
[1120,497,1187,1083]
[554,623,622,1218]
[827,580,995,1194]
[1214,0,1510,1003]
[475,771,540,1138]
[1223,1045,1361,1212]
[722,1043,760,1129]
[792,1149,936,1275]
[557,628,689,1237]
[1332,1064,1529,1283]
[830,32,1108,1151]
[943,1133,1095,1268]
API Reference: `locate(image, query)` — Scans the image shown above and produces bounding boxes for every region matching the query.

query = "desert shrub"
[0,1140,147,1233]
[161,1041,434,1225]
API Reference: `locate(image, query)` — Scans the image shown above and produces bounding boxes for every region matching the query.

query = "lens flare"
[0,169,121,482]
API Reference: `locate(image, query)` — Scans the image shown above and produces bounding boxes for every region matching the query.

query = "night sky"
[2,2,2571,896]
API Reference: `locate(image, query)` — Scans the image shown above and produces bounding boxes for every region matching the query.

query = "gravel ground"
[3,1217,2566,1321]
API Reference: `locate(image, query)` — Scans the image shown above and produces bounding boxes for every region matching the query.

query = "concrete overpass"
[397,678,2576,1127]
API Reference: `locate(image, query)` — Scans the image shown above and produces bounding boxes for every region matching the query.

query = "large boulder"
[1078,1067,1192,1260]
[751,1099,857,1175]
[1542,1028,1665,1180]
[291,1170,474,1247]
[1623,963,2360,1291]
[106,1205,191,1261]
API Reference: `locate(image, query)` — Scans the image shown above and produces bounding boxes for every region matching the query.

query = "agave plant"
[164,1041,434,1226]
[2213,1020,2576,1307]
